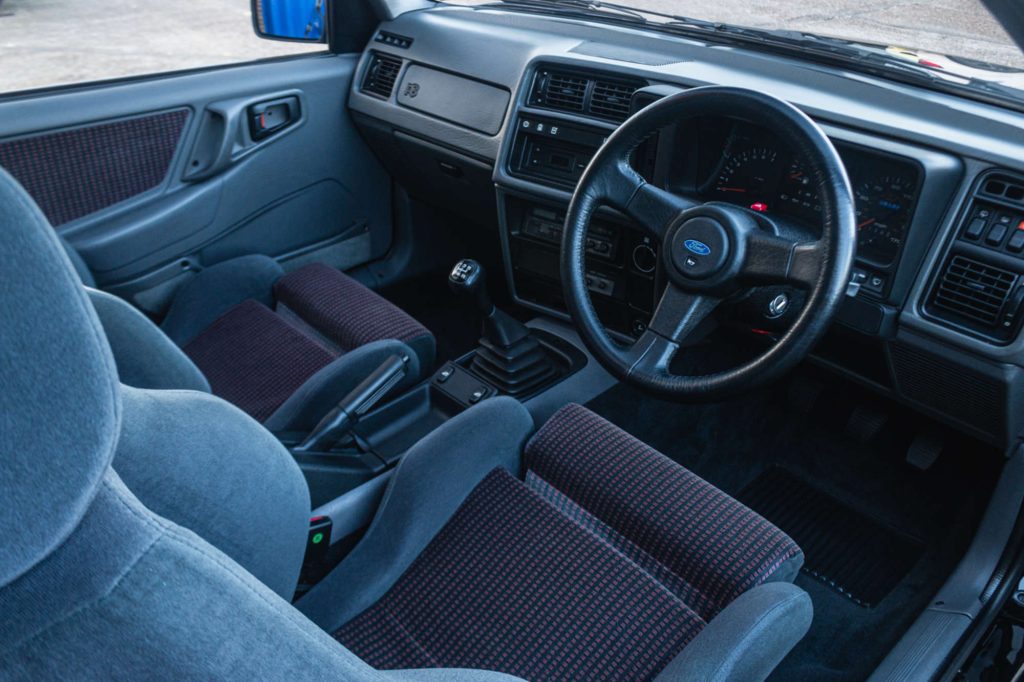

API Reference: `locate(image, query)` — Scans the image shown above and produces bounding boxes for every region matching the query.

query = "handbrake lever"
[293,354,409,454]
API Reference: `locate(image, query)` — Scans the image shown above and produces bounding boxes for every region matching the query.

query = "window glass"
[0,0,324,95]
[446,0,1024,103]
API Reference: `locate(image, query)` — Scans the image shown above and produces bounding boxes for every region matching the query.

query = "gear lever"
[449,259,555,397]
[449,259,493,314]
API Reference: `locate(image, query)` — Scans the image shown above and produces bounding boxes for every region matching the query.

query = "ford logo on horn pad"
[684,239,712,256]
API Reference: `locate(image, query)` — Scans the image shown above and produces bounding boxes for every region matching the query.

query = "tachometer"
[712,147,780,207]
[854,175,915,265]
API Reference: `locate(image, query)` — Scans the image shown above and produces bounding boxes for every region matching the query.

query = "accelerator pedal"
[906,431,944,471]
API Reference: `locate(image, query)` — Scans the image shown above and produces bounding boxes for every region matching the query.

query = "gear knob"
[448,259,493,316]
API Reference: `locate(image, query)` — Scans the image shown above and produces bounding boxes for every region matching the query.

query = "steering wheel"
[562,86,857,399]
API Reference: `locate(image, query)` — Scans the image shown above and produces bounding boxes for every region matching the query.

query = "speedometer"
[854,175,915,265]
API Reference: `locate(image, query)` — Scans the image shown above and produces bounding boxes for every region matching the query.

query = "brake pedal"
[906,431,944,471]
[845,404,889,444]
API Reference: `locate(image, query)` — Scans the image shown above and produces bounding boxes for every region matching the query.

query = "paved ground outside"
[0,0,1021,95]
[0,0,322,94]
[613,0,1024,70]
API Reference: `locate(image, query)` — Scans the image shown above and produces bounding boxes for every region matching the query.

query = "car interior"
[3,0,1024,680]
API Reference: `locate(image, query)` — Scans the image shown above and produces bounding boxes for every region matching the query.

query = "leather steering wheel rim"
[561,86,857,399]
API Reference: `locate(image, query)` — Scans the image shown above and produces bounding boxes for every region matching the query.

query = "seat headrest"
[0,167,120,588]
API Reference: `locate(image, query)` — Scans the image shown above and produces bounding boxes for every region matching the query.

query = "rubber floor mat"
[739,467,925,607]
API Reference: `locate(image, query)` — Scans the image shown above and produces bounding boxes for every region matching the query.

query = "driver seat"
[0,164,812,681]
[305,401,813,680]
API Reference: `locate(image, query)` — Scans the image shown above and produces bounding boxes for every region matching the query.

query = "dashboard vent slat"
[362,53,403,99]
[590,80,636,121]
[931,255,1016,328]
[531,67,645,122]
[540,72,587,112]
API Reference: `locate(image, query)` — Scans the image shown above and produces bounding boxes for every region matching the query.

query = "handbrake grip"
[293,354,409,454]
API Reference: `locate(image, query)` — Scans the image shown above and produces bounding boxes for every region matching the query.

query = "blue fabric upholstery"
[0,471,523,682]
[86,288,210,393]
[0,166,523,681]
[298,396,536,631]
[114,385,310,599]
[654,582,813,681]
[160,254,285,347]
[58,233,96,286]
[0,167,118,588]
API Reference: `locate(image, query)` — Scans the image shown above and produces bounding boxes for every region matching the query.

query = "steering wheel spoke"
[647,283,720,343]
[742,231,824,288]
[623,330,678,379]
[603,162,696,241]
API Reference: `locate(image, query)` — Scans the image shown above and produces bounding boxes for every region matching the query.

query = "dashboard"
[345,5,1024,449]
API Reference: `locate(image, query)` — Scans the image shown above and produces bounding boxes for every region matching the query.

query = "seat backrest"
[0,167,523,681]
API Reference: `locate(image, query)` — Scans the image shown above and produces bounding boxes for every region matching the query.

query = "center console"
[500,103,664,338]
[503,195,661,339]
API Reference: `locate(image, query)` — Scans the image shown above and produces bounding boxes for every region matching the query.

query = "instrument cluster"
[692,121,922,267]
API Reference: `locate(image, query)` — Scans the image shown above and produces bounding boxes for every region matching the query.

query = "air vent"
[530,67,645,122]
[590,80,635,121]
[361,53,402,99]
[980,173,1024,205]
[930,255,1019,335]
[537,72,587,112]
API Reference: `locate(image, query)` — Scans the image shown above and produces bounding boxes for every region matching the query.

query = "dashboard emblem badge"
[403,83,420,98]
[684,239,711,256]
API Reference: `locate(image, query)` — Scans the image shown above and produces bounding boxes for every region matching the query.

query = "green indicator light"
[311,532,324,545]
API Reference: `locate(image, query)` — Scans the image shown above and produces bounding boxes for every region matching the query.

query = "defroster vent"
[929,255,1023,341]
[362,53,403,99]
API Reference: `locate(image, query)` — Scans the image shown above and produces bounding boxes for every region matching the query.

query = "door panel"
[0,108,190,227]
[0,55,391,312]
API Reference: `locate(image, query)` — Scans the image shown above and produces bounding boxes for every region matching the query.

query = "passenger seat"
[72,247,434,432]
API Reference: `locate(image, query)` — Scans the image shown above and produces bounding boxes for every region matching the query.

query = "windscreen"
[450,0,1024,104]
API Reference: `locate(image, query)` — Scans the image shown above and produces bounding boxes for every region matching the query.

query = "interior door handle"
[249,96,300,141]
[183,92,303,182]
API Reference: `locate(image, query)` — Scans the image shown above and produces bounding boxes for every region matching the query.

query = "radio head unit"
[508,116,608,189]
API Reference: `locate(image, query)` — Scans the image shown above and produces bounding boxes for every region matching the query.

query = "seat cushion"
[335,468,706,681]
[274,263,435,370]
[523,403,803,621]
[183,299,338,422]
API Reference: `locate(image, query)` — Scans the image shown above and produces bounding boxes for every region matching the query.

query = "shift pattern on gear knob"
[448,259,493,316]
